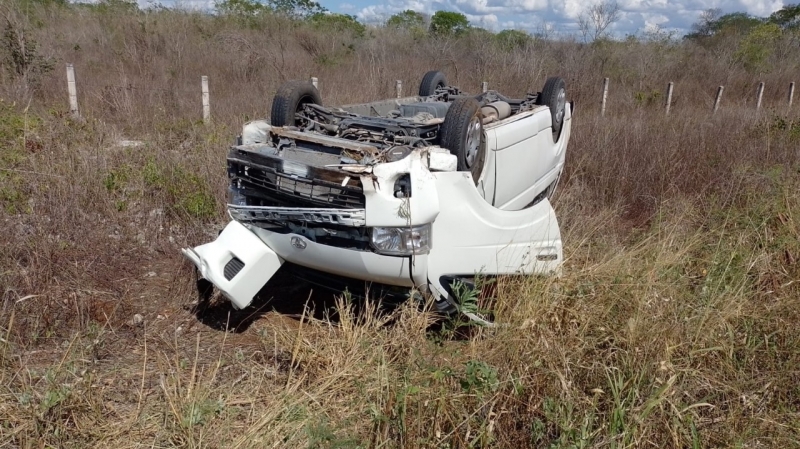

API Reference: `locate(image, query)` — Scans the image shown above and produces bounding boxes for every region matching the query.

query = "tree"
[429,11,469,36]
[686,8,722,38]
[735,22,782,71]
[309,13,365,38]
[386,10,425,30]
[685,10,763,40]
[577,0,621,42]
[495,29,531,50]
[271,0,326,18]
[769,3,800,30]
[215,0,270,16]
[467,27,493,39]
[215,0,326,18]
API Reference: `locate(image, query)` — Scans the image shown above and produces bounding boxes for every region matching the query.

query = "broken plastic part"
[182,220,284,309]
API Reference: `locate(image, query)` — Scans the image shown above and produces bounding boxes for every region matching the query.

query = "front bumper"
[249,225,427,288]
[182,220,284,309]
[182,219,429,310]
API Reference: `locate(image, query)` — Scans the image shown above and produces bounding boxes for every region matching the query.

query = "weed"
[103,165,130,193]
[306,418,364,449]
[182,398,223,427]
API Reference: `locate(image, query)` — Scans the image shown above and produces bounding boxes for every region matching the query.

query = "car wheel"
[270,80,322,127]
[419,70,448,96]
[538,77,567,138]
[439,97,486,183]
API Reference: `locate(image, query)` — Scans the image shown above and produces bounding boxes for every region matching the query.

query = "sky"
[151,0,790,37]
[331,0,788,36]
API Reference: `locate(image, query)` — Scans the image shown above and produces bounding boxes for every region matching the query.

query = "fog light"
[371,224,432,256]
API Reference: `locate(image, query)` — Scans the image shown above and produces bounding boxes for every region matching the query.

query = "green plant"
[305,417,364,449]
[429,11,470,36]
[2,20,54,86]
[495,29,532,50]
[103,165,130,193]
[308,13,365,38]
[460,360,498,395]
[386,10,425,31]
[182,398,223,427]
[735,22,782,71]
[634,89,662,106]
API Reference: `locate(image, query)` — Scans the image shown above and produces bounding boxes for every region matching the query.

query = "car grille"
[229,160,365,209]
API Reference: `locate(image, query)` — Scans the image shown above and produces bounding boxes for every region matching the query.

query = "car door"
[487,108,558,210]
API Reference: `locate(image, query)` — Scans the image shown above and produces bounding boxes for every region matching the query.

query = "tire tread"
[419,71,448,96]
[270,81,322,127]
[538,76,566,136]
[440,97,485,182]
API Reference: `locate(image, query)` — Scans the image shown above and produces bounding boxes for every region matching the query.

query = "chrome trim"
[228,205,366,227]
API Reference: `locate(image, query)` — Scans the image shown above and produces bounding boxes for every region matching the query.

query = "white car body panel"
[361,150,442,227]
[426,170,562,300]
[484,105,570,210]
[250,226,427,287]
[182,220,284,309]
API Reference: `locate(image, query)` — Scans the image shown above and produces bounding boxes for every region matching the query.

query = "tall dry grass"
[1,2,799,447]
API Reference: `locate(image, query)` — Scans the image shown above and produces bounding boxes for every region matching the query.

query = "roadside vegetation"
[0,0,799,447]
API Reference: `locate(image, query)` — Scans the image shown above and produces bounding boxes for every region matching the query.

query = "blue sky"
[329,0,788,36]
[154,0,789,36]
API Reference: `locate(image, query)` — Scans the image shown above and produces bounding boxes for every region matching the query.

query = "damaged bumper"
[182,220,284,309]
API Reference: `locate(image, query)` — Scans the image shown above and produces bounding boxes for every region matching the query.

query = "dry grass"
[1,2,800,448]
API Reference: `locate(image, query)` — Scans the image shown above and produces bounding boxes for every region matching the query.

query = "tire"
[538,77,567,137]
[419,70,448,96]
[439,97,486,183]
[270,80,322,127]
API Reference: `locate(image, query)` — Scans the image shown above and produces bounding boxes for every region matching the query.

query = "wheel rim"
[465,117,481,168]
[555,88,566,125]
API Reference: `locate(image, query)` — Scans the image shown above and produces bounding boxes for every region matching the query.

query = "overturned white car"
[183,71,573,315]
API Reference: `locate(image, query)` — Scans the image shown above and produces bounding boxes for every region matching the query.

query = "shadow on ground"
[187,266,414,333]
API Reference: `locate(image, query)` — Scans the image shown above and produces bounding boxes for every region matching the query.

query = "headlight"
[371,224,432,255]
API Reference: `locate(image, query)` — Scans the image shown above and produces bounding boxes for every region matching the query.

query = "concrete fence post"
[201,76,210,124]
[713,86,724,114]
[66,64,79,117]
[756,82,764,111]
[396,80,402,99]
[665,82,674,115]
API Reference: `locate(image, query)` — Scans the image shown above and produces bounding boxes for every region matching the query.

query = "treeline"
[1,0,799,129]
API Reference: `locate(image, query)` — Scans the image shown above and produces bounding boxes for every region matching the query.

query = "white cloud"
[352,0,789,35]
[466,13,499,29]
[355,0,434,23]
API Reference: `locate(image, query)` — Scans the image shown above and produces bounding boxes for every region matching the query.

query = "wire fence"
[64,63,797,125]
